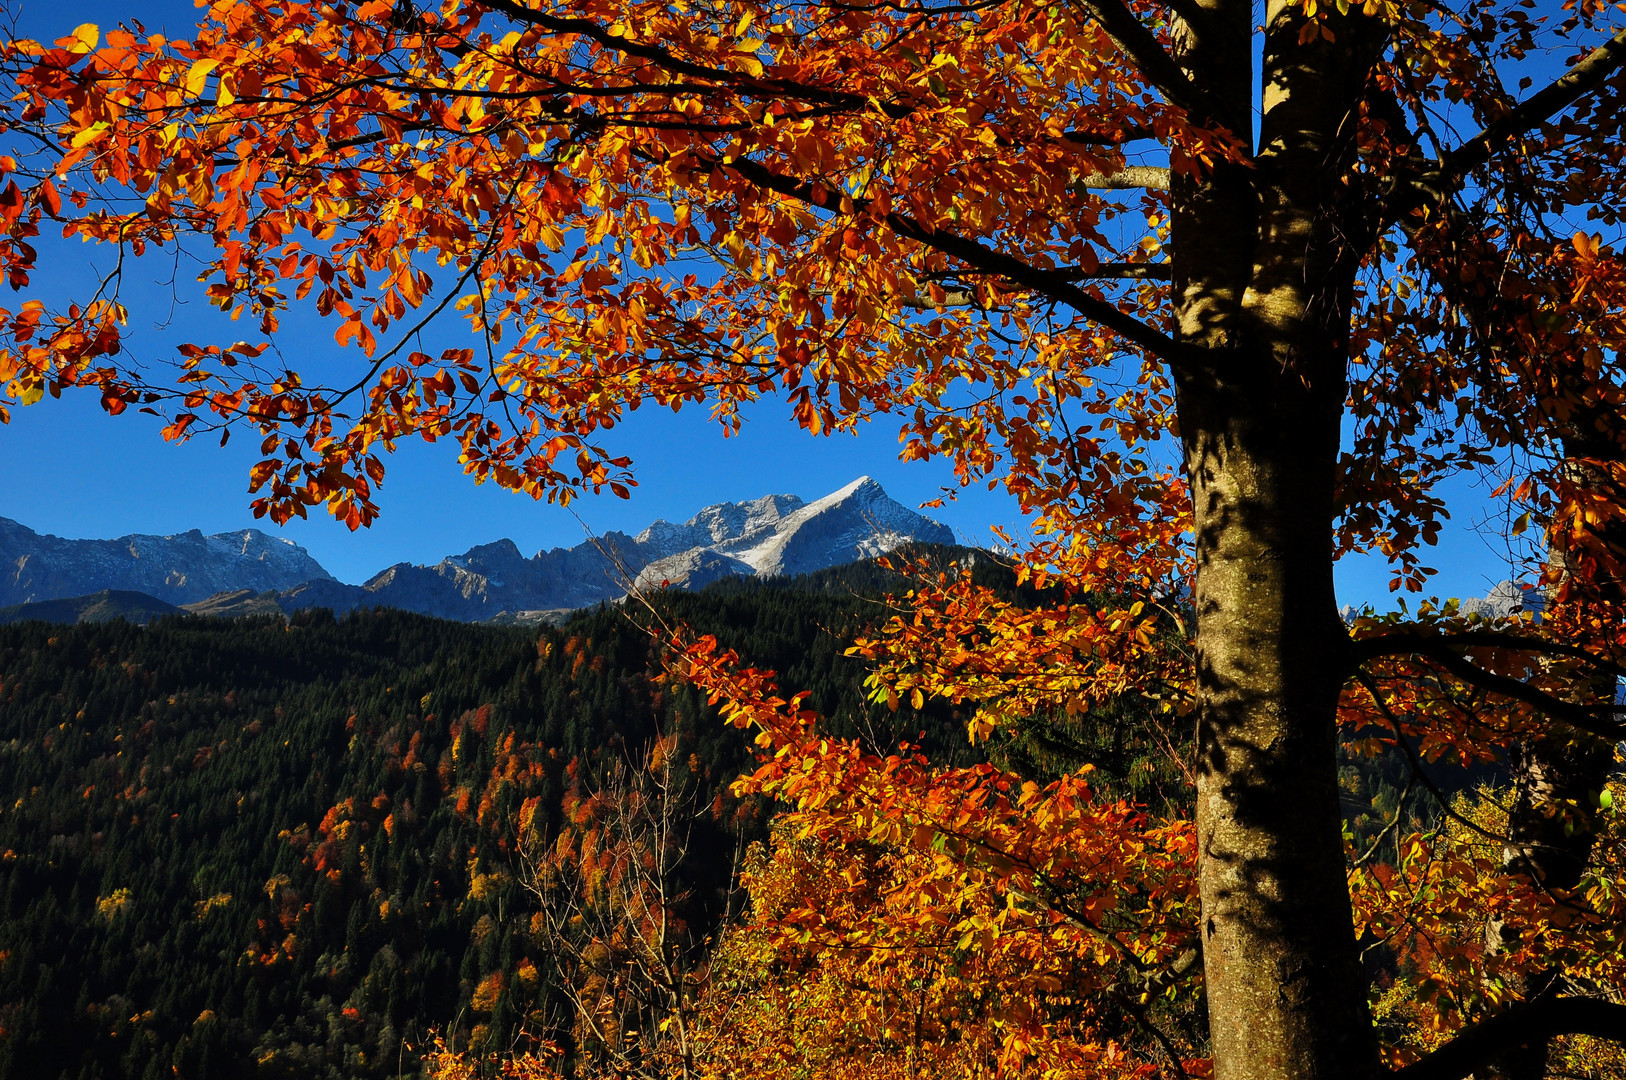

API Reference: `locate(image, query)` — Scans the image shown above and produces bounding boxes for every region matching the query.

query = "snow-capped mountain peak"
[2,477,957,622]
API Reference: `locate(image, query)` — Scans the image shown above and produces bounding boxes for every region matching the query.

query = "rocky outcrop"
[634,548,756,592]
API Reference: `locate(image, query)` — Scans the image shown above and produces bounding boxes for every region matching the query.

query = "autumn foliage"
[7,0,1626,1078]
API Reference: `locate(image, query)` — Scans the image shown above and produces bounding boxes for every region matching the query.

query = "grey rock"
[634,548,756,592]
[3,477,955,623]
[485,609,578,628]
[1459,580,1539,619]
[0,517,333,606]
[340,477,951,616]
[736,476,954,577]
[180,589,287,619]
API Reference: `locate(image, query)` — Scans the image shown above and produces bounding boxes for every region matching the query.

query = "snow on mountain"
[0,516,334,606]
[732,476,954,577]
[341,477,952,619]
[1,477,957,622]
[634,493,805,558]
[633,548,756,592]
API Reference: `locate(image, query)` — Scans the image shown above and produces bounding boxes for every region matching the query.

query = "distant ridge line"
[1,477,955,623]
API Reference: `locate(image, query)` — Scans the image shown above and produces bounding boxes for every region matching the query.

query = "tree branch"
[1076,166,1171,190]
[1351,630,1626,681]
[478,0,904,116]
[1066,0,1235,131]
[1391,25,1626,215]
[1440,26,1626,182]
[713,155,1191,365]
[1084,262,1173,280]
[1355,671,1521,849]
[1353,636,1626,742]
[1394,997,1626,1080]
[1063,124,1159,145]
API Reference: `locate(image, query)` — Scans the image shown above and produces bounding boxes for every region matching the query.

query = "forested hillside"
[0,551,1195,1080]
[0,547,1456,1080]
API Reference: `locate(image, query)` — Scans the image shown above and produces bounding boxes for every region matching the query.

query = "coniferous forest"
[0,554,1198,1080]
[8,1,1626,1077]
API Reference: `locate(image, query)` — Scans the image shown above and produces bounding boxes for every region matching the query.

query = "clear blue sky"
[0,0,1529,603]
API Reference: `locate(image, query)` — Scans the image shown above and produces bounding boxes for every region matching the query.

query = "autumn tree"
[4,1,1626,1079]
[520,737,730,1080]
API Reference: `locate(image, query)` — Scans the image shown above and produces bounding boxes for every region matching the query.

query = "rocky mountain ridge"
[1,477,954,623]
[0,517,333,607]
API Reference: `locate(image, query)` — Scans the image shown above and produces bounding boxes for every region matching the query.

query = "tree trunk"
[1176,359,1382,1080]
[1168,3,1387,1078]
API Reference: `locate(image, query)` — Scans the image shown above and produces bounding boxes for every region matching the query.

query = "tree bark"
[1168,3,1387,1078]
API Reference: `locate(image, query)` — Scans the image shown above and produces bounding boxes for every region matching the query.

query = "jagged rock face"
[732,476,955,577]
[4,477,955,622]
[360,532,644,619]
[636,493,807,554]
[634,548,755,592]
[1458,579,1542,619]
[0,517,333,605]
[347,477,949,617]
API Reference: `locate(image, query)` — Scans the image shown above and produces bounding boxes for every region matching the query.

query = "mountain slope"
[0,566,1002,1080]
[0,517,334,606]
[2,477,954,622]
[290,477,954,620]
[0,589,184,626]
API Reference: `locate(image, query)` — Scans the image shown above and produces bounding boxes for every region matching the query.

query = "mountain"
[0,589,183,626]
[0,517,334,606]
[1338,579,1543,623]
[1457,579,1542,618]
[1,477,955,623]
[632,478,953,585]
[353,475,953,620]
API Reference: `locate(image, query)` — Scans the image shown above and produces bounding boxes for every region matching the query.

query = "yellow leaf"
[72,24,99,50]
[185,58,220,99]
[70,123,109,149]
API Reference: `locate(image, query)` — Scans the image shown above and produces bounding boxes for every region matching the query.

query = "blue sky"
[0,0,1533,602]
